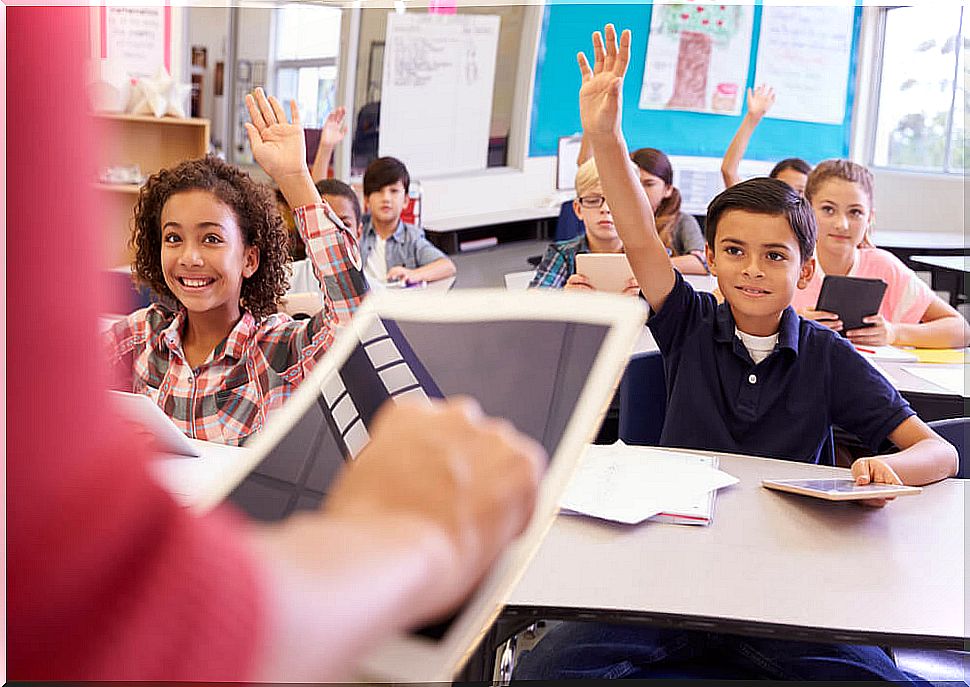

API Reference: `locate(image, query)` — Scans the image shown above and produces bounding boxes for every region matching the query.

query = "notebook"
[191,288,647,682]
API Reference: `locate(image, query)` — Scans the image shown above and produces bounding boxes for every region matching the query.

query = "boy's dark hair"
[363,156,410,196]
[705,177,817,264]
[769,157,812,179]
[315,178,362,227]
[131,155,289,319]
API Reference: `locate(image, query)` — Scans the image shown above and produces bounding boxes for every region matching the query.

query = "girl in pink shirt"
[793,160,968,349]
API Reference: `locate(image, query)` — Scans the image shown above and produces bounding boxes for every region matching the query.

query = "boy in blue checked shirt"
[513,25,956,682]
[530,158,639,295]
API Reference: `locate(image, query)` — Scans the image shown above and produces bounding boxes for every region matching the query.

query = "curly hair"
[131,155,289,319]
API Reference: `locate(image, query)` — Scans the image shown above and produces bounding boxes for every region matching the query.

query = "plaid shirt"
[529,234,590,289]
[104,204,366,446]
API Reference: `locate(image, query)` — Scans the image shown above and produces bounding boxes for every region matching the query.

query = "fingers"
[253,87,278,127]
[591,30,605,74]
[245,93,266,130]
[603,24,617,72]
[243,121,261,151]
[577,51,593,81]
[616,28,631,77]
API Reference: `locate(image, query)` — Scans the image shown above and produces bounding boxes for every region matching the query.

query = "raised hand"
[746,84,776,119]
[244,88,307,183]
[577,24,631,137]
[320,106,348,148]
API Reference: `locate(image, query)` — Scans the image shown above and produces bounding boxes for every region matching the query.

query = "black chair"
[928,417,968,478]
[554,199,584,242]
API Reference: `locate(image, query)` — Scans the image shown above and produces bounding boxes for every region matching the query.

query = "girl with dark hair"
[105,89,367,445]
[630,147,709,275]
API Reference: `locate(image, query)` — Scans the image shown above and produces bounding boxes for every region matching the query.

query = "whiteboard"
[379,13,500,178]
[753,3,855,125]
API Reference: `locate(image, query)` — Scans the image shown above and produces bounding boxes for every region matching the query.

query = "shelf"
[92,112,210,128]
[95,183,143,194]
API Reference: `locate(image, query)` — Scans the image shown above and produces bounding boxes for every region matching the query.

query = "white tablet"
[575,252,635,294]
[762,478,922,501]
[108,390,201,458]
[191,288,647,682]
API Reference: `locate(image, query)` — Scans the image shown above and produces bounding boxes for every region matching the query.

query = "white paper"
[753,3,855,125]
[855,346,918,363]
[559,443,739,525]
[379,14,500,177]
[902,366,967,398]
[639,2,755,115]
[103,6,167,82]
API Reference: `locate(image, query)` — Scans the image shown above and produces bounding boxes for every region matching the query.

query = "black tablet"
[815,275,887,332]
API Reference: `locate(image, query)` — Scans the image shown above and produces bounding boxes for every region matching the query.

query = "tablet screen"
[226,315,610,639]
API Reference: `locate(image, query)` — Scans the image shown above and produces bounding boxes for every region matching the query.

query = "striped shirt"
[104,204,367,446]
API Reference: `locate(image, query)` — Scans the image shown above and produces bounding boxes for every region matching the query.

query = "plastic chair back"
[618,350,667,446]
[554,200,584,242]
[929,417,968,478]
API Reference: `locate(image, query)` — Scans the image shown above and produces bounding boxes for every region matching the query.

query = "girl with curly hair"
[104,88,367,445]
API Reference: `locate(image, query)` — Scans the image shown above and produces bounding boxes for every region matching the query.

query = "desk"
[875,230,965,251]
[910,254,969,307]
[423,207,561,254]
[911,255,970,273]
[873,360,966,421]
[463,450,967,679]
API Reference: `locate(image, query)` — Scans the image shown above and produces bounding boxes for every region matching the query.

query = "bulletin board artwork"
[528,2,862,164]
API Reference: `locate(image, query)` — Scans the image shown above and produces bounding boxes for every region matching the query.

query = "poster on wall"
[638,1,754,116]
[379,13,500,178]
[753,3,855,125]
[100,5,171,81]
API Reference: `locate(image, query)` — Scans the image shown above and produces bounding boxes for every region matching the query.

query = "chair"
[554,199,584,242]
[928,417,968,478]
[618,350,667,446]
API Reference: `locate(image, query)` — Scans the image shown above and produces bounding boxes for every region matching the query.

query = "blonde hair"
[574,158,601,198]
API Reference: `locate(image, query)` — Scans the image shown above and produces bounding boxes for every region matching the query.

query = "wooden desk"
[463,450,967,679]
[423,207,561,254]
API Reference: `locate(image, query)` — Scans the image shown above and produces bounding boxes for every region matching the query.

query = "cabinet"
[94,114,210,266]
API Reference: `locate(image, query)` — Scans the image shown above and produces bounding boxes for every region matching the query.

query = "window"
[871,5,966,173]
[273,4,342,128]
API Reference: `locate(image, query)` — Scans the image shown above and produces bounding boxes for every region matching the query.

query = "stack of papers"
[854,345,918,363]
[559,443,739,525]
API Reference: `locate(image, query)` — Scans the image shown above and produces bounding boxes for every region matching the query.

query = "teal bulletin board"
[528,2,862,163]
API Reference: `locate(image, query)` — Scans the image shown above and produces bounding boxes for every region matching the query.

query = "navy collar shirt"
[648,272,914,464]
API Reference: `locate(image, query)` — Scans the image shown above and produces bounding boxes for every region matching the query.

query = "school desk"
[910,254,969,308]
[423,206,561,254]
[459,448,967,680]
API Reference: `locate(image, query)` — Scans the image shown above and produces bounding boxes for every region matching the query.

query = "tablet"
[108,390,201,458]
[762,478,922,501]
[815,275,887,332]
[575,252,635,294]
[190,288,647,682]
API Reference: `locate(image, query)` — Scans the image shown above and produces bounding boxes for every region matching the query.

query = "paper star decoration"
[128,66,192,118]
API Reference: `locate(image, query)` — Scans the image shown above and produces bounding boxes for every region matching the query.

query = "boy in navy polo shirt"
[513,25,956,682]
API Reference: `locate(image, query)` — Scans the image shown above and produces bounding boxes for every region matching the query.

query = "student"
[529,157,638,294]
[513,24,956,682]
[630,147,708,275]
[720,84,812,196]
[10,10,545,682]
[104,89,367,446]
[361,156,456,286]
[793,160,970,349]
[287,178,366,319]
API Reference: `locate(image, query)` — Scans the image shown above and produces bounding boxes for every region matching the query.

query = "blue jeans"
[512,622,930,682]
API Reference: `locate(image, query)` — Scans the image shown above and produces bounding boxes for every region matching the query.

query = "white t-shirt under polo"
[365,235,388,284]
[736,328,779,365]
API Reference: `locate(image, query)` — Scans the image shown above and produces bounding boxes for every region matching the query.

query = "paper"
[854,345,918,363]
[913,349,967,365]
[753,3,855,125]
[559,443,739,525]
[380,13,500,177]
[639,2,755,116]
[902,366,967,397]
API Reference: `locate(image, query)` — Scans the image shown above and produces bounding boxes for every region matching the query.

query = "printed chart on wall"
[379,13,500,178]
[100,5,170,81]
[753,3,855,125]
[639,1,754,116]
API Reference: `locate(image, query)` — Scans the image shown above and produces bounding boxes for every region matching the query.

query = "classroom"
[7,1,968,683]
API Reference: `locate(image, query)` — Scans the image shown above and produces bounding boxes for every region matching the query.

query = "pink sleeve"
[860,249,935,324]
[7,8,265,680]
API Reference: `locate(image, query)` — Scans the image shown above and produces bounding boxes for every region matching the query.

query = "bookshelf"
[94,113,210,266]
